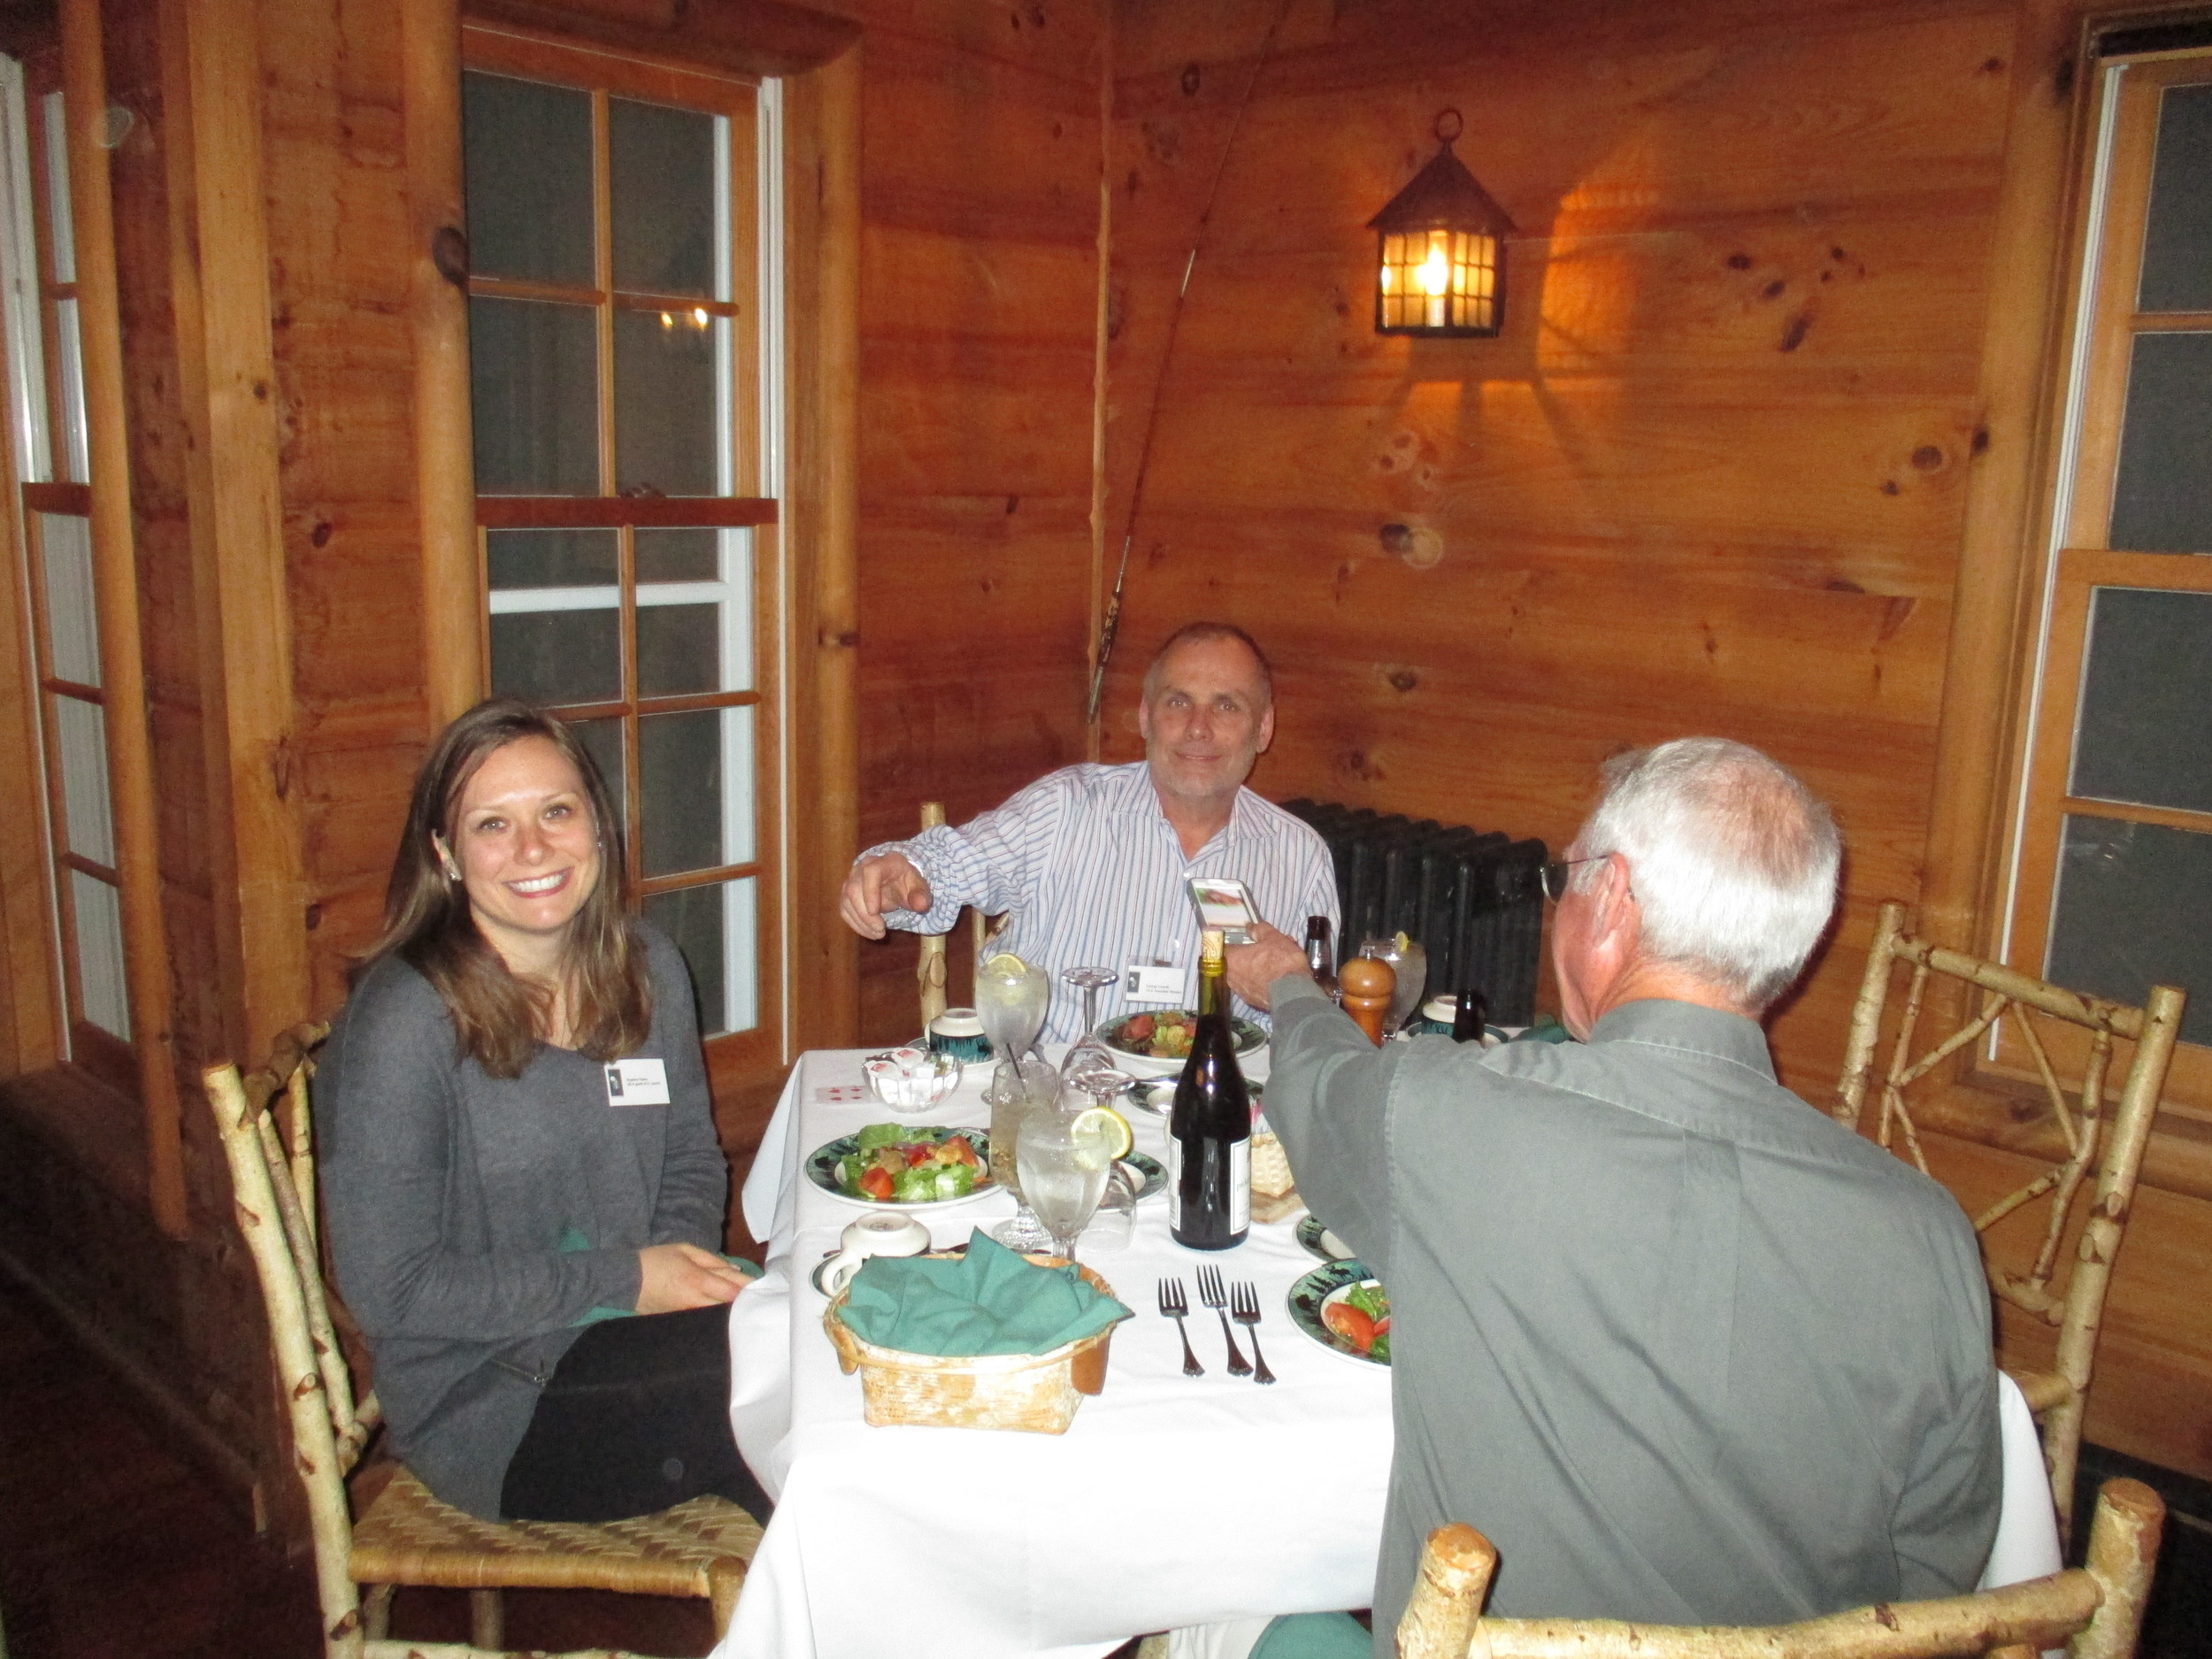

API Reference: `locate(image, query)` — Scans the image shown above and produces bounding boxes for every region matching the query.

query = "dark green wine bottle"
[1169,927,1250,1250]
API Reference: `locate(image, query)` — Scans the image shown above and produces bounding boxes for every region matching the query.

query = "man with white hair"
[1228,738,2000,1652]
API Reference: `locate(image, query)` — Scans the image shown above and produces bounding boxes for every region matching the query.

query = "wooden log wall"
[843,0,1110,1044]
[1097,0,2212,1480]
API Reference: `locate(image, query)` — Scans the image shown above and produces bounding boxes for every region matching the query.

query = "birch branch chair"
[1832,902,2186,1539]
[1397,1477,2164,1659]
[206,1023,763,1659]
[914,798,1002,1030]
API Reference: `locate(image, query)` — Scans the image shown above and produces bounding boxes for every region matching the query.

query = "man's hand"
[635,1241,754,1314]
[1225,921,1315,1010]
[839,851,934,940]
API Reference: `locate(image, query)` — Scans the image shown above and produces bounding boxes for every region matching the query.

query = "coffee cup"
[820,1210,932,1297]
[927,1007,992,1064]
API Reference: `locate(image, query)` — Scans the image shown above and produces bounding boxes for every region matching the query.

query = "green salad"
[1324,1280,1391,1362]
[835,1123,987,1204]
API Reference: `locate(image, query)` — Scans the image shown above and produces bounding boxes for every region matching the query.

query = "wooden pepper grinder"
[1339,956,1396,1047]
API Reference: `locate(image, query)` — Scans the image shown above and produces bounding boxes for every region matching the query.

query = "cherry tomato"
[905,1145,935,1166]
[859,1166,895,1201]
[1124,1014,1156,1041]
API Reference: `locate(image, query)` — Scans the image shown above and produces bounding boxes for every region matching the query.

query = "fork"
[1158,1278,1204,1376]
[1195,1263,1252,1377]
[1229,1279,1276,1386]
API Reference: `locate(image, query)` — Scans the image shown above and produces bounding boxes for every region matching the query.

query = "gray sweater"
[316,926,728,1519]
[1263,982,2001,1650]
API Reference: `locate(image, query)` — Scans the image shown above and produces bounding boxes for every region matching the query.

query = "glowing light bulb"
[692,306,710,327]
[1420,249,1449,296]
[660,311,674,329]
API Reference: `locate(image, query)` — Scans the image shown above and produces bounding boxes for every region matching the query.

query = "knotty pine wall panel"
[1100,0,2014,1097]
[844,0,1108,1043]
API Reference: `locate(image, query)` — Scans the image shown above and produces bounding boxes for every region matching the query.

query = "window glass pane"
[53,694,113,867]
[643,875,756,1037]
[636,603,718,697]
[469,296,600,495]
[609,98,719,299]
[55,296,87,484]
[488,606,619,706]
[38,512,100,686]
[42,90,73,285]
[640,706,754,875]
[2108,333,2212,554]
[2048,815,2212,1048]
[2070,587,2212,812]
[72,871,128,1041]
[635,526,718,583]
[2139,84,2212,314]
[612,309,722,496]
[569,717,626,837]
[485,527,618,590]
[462,73,594,288]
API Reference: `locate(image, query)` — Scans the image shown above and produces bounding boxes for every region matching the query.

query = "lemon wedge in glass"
[1068,1105,1133,1171]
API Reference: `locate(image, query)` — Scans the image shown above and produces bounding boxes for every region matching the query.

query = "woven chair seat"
[351,1468,764,1598]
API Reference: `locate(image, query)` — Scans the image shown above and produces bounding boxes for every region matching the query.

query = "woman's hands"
[636,1241,756,1314]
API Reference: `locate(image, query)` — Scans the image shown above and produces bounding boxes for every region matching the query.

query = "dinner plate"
[803,1126,997,1210]
[1287,1259,1391,1367]
[1294,1214,1356,1263]
[1097,1010,1268,1077]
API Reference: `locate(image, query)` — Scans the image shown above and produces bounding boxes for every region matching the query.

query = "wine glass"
[1059,964,1121,1077]
[987,1055,1058,1252]
[975,949,1049,1067]
[1017,1084,1118,1264]
[1356,935,1429,1035]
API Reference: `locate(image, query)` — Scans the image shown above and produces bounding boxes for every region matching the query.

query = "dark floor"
[0,1261,2202,1656]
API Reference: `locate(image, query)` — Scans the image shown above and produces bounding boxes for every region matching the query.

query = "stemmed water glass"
[1016,1082,1118,1264]
[1059,964,1121,1078]
[986,1055,1059,1252]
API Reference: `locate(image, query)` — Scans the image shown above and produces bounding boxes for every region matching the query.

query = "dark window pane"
[610,98,718,299]
[470,297,600,495]
[486,528,618,590]
[2108,333,2212,554]
[570,717,626,836]
[612,310,720,496]
[2047,815,2212,1047]
[640,708,726,875]
[463,73,594,288]
[2139,84,2212,314]
[488,608,619,706]
[2070,588,2212,813]
[645,882,726,1036]
[635,526,719,583]
[637,603,720,697]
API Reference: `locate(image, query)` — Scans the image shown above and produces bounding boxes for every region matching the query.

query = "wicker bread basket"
[823,1254,1118,1433]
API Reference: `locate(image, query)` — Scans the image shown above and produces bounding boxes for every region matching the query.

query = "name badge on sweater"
[603,1058,670,1106]
[1124,963,1186,1004]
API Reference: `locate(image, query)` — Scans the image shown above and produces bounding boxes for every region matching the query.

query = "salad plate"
[804,1125,996,1210]
[1287,1259,1391,1366]
[1098,1010,1267,1077]
[1294,1214,1356,1263]
[1121,1149,1165,1202]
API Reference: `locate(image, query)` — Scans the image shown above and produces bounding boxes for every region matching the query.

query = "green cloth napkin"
[837,1229,1132,1357]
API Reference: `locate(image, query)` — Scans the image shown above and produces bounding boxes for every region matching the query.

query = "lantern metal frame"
[1368,109,1515,339]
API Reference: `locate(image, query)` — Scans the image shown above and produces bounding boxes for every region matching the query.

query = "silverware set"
[1157,1267,1275,1384]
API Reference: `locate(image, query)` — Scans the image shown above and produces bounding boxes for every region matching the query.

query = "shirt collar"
[1586,997,1778,1081]
[1108,760,1274,851]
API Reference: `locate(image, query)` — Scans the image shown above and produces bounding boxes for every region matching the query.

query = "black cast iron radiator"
[1279,801,1548,1026]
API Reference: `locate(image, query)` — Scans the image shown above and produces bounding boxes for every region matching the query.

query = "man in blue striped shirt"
[840,622,1340,1042]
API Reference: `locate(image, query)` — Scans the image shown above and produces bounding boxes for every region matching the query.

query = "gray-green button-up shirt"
[1263,982,2000,1650]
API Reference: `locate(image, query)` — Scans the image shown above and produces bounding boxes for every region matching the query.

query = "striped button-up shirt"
[865,762,1340,1043]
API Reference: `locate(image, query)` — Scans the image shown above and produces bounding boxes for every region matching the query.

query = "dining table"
[715,1041,1393,1659]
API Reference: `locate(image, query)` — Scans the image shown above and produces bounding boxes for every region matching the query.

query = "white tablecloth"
[715,1048,1391,1659]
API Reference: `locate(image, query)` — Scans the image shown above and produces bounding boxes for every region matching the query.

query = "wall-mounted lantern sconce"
[1369,109,1514,338]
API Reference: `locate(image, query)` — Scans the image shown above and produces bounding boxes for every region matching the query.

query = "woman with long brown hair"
[315,697,769,1524]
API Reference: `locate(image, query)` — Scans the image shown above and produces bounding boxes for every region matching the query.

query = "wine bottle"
[1452,985,1489,1044]
[1169,927,1250,1250]
[1303,914,1335,990]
